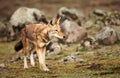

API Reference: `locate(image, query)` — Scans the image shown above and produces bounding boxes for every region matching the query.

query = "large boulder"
[0,21,17,41]
[61,19,87,43]
[103,11,120,26]
[58,7,84,26]
[0,22,7,38]
[91,10,120,26]
[96,27,117,45]
[8,7,48,41]
[93,9,106,17]
[6,23,16,41]
[10,7,48,27]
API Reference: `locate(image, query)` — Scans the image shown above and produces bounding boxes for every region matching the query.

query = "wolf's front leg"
[41,46,49,71]
[30,51,35,67]
[22,39,28,69]
[36,46,49,71]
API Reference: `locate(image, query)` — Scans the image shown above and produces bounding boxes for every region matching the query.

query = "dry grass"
[0,41,120,78]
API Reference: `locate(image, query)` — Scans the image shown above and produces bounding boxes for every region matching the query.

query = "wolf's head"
[48,15,65,39]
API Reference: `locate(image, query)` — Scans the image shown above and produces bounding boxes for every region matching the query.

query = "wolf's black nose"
[63,36,65,39]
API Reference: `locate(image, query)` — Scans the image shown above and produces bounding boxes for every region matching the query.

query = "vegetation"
[0,41,120,78]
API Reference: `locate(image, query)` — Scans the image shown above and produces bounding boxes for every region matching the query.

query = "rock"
[81,36,99,50]
[93,9,106,16]
[59,53,86,63]
[58,7,84,20]
[47,42,62,56]
[6,23,16,41]
[90,10,120,27]
[75,58,86,63]
[0,63,6,68]
[50,42,61,52]
[101,11,120,26]
[10,55,21,62]
[58,7,84,26]
[61,19,87,43]
[0,22,14,41]
[96,27,117,45]
[63,55,76,62]
[9,7,48,27]
[8,7,48,41]
[82,41,91,50]
[84,20,94,29]
[116,31,120,40]
[105,12,120,25]
[57,7,87,43]
[59,55,76,63]
[0,22,7,38]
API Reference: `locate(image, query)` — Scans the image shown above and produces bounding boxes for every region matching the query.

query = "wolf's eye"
[55,30,58,31]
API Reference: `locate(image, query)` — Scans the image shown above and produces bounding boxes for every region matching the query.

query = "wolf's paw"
[24,66,28,69]
[43,68,50,72]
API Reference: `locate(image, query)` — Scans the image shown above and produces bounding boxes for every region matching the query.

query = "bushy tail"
[14,40,23,52]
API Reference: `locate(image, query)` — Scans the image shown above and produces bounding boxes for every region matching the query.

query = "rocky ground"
[0,0,120,78]
[0,41,120,78]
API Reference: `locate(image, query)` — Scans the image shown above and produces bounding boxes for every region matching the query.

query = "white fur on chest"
[38,41,50,47]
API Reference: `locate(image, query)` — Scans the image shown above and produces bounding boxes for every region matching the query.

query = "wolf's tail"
[14,40,23,52]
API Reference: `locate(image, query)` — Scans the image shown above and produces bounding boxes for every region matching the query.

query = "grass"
[79,48,87,52]
[0,41,120,78]
[115,40,120,44]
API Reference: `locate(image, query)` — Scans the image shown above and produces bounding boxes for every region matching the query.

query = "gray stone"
[116,31,120,40]
[84,20,94,29]
[102,11,120,26]
[9,7,47,27]
[0,22,7,37]
[64,55,76,62]
[96,27,117,45]
[10,55,21,62]
[61,19,87,43]
[58,7,84,26]
[8,7,48,41]
[81,36,99,50]
[58,7,84,20]
[0,63,6,68]
[47,42,62,56]
[60,53,86,63]
[93,9,106,16]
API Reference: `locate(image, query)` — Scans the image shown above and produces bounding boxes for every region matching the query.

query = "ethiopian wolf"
[21,16,65,71]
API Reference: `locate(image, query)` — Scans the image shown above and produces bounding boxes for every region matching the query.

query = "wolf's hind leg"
[21,30,28,69]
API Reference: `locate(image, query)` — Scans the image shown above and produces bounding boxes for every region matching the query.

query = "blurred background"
[0,0,120,20]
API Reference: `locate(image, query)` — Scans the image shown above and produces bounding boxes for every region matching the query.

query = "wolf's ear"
[54,15,61,25]
[49,20,53,25]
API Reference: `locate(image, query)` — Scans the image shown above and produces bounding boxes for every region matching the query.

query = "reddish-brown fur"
[21,17,64,71]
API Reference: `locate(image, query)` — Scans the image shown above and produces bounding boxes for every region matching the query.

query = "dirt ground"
[0,0,120,78]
